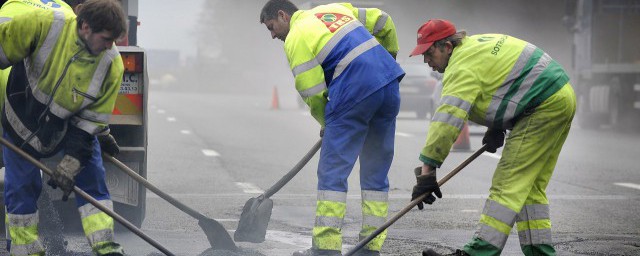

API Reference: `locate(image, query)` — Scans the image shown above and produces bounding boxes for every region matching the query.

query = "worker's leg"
[3,132,45,255]
[358,80,399,252]
[517,85,575,256]
[313,87,388,252]
[463,84,576,256]
[73,138,124,255]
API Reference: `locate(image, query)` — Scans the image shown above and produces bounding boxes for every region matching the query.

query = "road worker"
[409,19,576,256]
[260,0,404,255]
[0,0,125,255]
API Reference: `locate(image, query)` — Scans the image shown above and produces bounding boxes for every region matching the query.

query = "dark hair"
[433,31,467,50]
[260,0,298,23]
[76,0,127,39]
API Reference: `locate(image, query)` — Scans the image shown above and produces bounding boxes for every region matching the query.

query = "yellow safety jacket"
[0,8,124,158]
[285,3,403,126]
[420,35,569,167]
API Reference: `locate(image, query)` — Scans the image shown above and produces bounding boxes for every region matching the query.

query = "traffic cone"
[451,122,472,152]
[271,86,280,110]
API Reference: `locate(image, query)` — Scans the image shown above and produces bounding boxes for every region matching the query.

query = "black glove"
[47,155,82,201]
[320,127,325,138]
[98,134,119,156]
[482,129,505,153]
[411,167,442,210]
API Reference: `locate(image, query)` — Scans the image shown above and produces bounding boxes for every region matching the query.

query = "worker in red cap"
[409,19,576,256]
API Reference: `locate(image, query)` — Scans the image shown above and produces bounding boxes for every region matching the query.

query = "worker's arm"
[340,3,399,57]
[0,10,45,69]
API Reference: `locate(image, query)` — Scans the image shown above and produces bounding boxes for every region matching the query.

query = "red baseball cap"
[409,19,457,57]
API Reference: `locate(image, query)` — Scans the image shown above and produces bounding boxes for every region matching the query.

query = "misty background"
[137,0,577,106]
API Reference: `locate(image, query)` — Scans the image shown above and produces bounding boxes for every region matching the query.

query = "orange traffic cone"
[451,122,472,152]
[271,86,280,110]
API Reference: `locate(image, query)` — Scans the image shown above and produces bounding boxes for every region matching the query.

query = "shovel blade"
[233,197,273,243]
[198,217,237,251]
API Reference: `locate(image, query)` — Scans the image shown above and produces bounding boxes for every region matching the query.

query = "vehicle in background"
[399,62,442,119]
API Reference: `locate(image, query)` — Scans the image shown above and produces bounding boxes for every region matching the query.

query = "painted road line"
[215,219,239,222]
[614,183,640,190]
[146,193,636,200]
[234,182,265,194]
[264,230,312,249]
[166,117,176,122]
[180,130,191,135]
[461,209,478,213]
[395,132,413,137]
[157,109,165,114]
[482,152,501,160]
[201,149,220,157]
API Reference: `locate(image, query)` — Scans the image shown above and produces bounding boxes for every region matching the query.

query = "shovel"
[102,154,237,251]
[0,137,176,256]
[234,139,322,243]
[344,145,488,256]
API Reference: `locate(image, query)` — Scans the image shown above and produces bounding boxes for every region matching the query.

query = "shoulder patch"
[315,12,354,33]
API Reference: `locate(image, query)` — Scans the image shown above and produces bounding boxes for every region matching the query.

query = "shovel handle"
[0,137,176,256]
[344,145,488,256]
[263,139,322,198]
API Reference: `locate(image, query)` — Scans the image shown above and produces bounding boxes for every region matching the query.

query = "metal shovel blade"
[233,196,273,243]
[198,217,238,251]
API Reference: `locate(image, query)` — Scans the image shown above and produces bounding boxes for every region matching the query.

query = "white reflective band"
[317,190,347,203]
[79,200,113,218]
[516,204,550,221]
[4,100,50,152]
[440,95,472,113]
[362,215,386,228]
[298,81,327,98]
[79,109,111,123]
[0,17,10,24]
[485,43,536,126]
[481,199,517,227]
[7,212,39,228]
[357,8,366,26]
[71,116,102,135]
[518,228,553,246]
[316,21,360,64]
[292,58,320,77]
[314,215,343,229]
[82,48,118,109]
[0,44,9,69]
[9,240,44,256]
[26,11,66,93]
[361,190,388,202]
[432,112,464,130]
[373,12,388,35]
[87,229,115,246]
[333,37,379,80]
[476,224,509,249]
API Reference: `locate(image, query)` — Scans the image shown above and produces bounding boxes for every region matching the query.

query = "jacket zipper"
[72,87,98,103]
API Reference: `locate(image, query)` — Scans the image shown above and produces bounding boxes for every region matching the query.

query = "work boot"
[292,248,342,256]
[352,249,380,256]
[423,248,470,256]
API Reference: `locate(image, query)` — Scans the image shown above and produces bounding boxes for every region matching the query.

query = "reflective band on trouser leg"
[359,190,388,251]
[474,199,517,250]
[313,190,347,251]
[517,204,555,256]
[78,200,123,255]
[7,212,44,256]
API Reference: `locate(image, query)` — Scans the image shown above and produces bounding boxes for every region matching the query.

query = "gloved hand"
[98,134,119,156]
[47,155,82,201]
[482,129,506,153]
[411,166,442,210]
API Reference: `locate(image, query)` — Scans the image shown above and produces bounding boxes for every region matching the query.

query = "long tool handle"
[263,139,322,198]
[0,137,176,256]
[103,154,208,221]
[344,145,488,256]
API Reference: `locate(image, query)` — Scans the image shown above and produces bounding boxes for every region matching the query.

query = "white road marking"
[301,112,311,116]
[395,132,413,137]
[146,193,635,200]
[201,149,220,157]
[264,230,312,248]
[482,152,501,160]
[215,219,239,222]
[461,209,478,213]
[235,182,265,194]
[614,183,640,190]
[157,109,165,114]
[180,130,191,134]
[166,117,176,122]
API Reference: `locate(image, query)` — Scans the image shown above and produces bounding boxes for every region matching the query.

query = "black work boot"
[423,248,470,256]
[292,248,342,256]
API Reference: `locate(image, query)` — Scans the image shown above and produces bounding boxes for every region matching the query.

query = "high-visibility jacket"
[420,34,569,167]
[0,8,124,159]
[285,3,404,126]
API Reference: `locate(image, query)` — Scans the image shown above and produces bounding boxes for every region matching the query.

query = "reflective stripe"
[361,190,388,202]
[315,215,343,228]
[299,82,327,99]
[517,204,550,221]
[292,58,320,77]
[482,199,517,227]
[432,112,464,130]
[78,200,113,218]
[333,37,379,79]
[501,52,552,127]
[81,48,118,109]
[4,100,50,152]
[441,95,472,113]
[362,215,386,228]
[0,17,10,24]
[372,12,388,35]
[316,21,360,64]
[357,8,366,26]
[25,11,65,95]
[71,116,102,134]
[9,240,44,256]
[485,43,536,126]
[317,190,347,202]
[518,228,553,245]
[86,229,114,246]
[78,109,111,123]
[7,212,38,228]
[475,224,509,249]
[0,17,12,68]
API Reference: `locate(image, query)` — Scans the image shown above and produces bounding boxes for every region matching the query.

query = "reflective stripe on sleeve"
[298,81,327,98]
[4,100,51,152]
[78,109,111,123]
[432,112,464,130]
[0,17,10,24]
[372,11,388,35]
[71,116,102,134]
[357,8,366,26]
[440,95,472,113]
[333,37,379,80]
[25,11,65,93]
[292,58,320,77]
